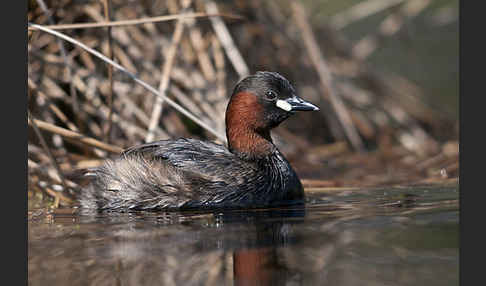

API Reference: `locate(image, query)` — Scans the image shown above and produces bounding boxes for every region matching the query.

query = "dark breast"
[79,138,304,211]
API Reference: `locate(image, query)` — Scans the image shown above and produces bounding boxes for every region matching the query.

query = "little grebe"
[79,71,319,211]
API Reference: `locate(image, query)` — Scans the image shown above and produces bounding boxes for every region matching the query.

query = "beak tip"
[306,103,320,111]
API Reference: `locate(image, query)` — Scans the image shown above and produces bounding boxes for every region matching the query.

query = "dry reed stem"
[28,117,124,154]
[35,0,81,139]
[78,86,153,139]
[205,1,249,78]
[28,144,51,164]
[186,13,216,82]
[291,2,365,152]
[101,0,115,143]
[28,78,80,132]
[210,35,228,132]
[169,85,205,118]
[81,101,150,139]
[145,2,189,143]
[96,86,168,138]
[28,112,69,190]
[27,12,243,31]
[29,22,227,142]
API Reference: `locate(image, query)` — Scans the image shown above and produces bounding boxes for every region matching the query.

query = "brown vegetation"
[28,0,458,209]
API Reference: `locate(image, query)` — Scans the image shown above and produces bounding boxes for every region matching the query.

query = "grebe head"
[225,71,319,158]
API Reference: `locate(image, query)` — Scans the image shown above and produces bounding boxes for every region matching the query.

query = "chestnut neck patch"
[225,92,275,159]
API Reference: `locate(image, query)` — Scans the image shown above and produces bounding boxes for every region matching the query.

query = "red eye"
[265,91,277,100]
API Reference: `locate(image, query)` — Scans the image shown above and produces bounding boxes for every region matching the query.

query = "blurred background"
[28,0,459,209]
[304,0,458,117]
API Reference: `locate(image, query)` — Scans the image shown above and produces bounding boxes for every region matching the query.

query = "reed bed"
[27,0,458,209]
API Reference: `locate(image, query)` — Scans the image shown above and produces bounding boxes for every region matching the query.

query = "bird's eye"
[265,91,277,100]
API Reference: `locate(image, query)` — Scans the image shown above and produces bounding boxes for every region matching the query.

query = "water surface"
[28,185,459,286]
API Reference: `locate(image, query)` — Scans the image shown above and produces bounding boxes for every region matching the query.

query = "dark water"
[28,185,459,286]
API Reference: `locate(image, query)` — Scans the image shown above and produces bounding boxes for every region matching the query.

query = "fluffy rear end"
[78,155,192,212]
